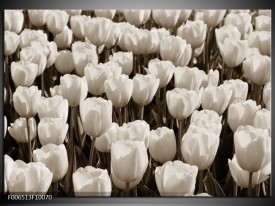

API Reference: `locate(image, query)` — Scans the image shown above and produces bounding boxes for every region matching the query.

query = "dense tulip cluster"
[3,9,271,198]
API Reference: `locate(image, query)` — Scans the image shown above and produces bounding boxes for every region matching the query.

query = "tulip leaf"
[74,145,88,169]
[222,173,234,196]
[204,170,226,197]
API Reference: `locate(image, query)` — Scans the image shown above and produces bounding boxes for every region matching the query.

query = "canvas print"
[3,9,271,197]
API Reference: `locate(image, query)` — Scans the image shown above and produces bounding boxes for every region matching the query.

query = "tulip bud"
[145,59,174,89]
[94,10,116,20]
[166,88,202,120]
[263,81,271,110]
[246,31,270,56]
[55,50,75,74]
[174,66,204,91]
[253,109,271,136]
[255,15,271,31]
[46,10,69,35]
[243,54,271,86]
[70,15,91,39]
[215,25,241,46]
[201,85,232,115]
[8,160,53,194]
[4,31,20,55]
[19,29,48,49]
[11,61,38,87]
[73,166,112,196]
[149,127,176,163]
[222,79,248,102]
[33,144,68,182]
[72,41,98,76]
[123,10,151,26]
[50,85,62,97]
[177,20,207,49]
[200,69,219,88]
[234,125,270,173]
[4,10,24,34]
[152,10,181,29]
[111,140,148,186]
[155,160,198,196]
[28,10,48,27]
[54,26,73,49]
[178,10,192,24]
[13,86,41,118]
[202,10,226,28]
[60,74,88,107]
[109,51,133,75]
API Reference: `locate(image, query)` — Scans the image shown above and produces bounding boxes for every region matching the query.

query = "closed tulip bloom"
[243,54,271,86]
[70,15,91,39]
[202,10,226,27]
[54,26,73,49]
[33,144,68,182]
[200,69,219,88]
[11,61,38,87]
[253,109,271,136]
[191,118,222,137]
[123,10,151,26]
[234,125,270,173]
[65,10,82,17]
[152,10,181,29]
[8,161,53,194]
[227,100,261,132]
[178,10,192,24]
[4,155,16,193]
[19,29,48,49]
[132,74,160,106]
[145,59,174,89]
[28,10,48,27]
[222,79,249,102]
[60,74,88,107]
[94,10,116,20]
[4,31,20,55]
[246,31,270,56]
[149,127,176,163]
[174,67,204,91]
[155,160,198,196]
[111,140,148,185]
[4,10,24,34]
[55,50,75,74]
[72,41,98,76]
[263,81,271,110]
[73,166,112,196]
[160,35,192,67]
[8,117,36,144]
[217,38,249,68]
[255,15,271,31]
[13,86,41,118]
[104,74,133,108]
[177,20,207,49]
[109,51,133,75]
[201,86,232,115]
[215,25,241,46]
[191,109,222,125]
[166,88,202,120]
[46,10,69,35]
[150,27,171,54]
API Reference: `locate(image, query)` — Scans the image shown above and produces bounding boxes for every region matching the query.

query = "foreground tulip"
[222,79,248,102]
[60,74,88,107]
[149,127,176,163]
[19,29,48,49]
[8,160,53,193]
[4,31,20,55]
[263,81,271,110]
[191,109,222,124]
[4,155,16,193]
[70,15,91,39]
[54,50,75,74]
[155,161,198,196]
[215,25,241,46]
[4,10,24,34]
[234,125,270,173]
[152,10,181,29]
[8,117,36,143]
[13,86,41,118]
[111,140,148,189]
[33,144,68,182]
[73,166,112,196]
[28,10,49,27]
[123,10,151,26]
[46,10,69,35]
[54,26,73,49]
[11,61,38,87]
[246,31,271,56]
[202,10,226,28]
[253,109,271,136]
[94,10,116,20]
[109,51,133,75]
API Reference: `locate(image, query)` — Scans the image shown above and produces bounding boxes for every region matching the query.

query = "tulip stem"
[140,106,144,120]
[125,182,130,196]
[198,170,204,193]
[156,88,162,127]
[26,118,32,162]
[177,119,184,161]
[4,55,10,106]
[123,105,128,123]
[248,172,253,196]
[205,27,211,73]
[190,48,195,67]
[162,87,167,125]
[52,182,59,197]
[89,137,96,166]
[118,107,123,126]
[233,182,238,197]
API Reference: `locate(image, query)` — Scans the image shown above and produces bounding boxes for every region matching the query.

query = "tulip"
[160,35,192,67]
[60,74,88,107]
[234,125,270,173]
[123,10,151,26]
[73,166,112,196]
[263,81,271,110]
[132,74,159,106]
[19,29,48,49]
[152,10,181,29]
[38,118,68,146]
[201,85,232,115]
[177,20,207,49]
[4,31,20,55]
[72,41,98,76]
[174,66,204,91]
[222,79,248,102]
[33,144,68,182]
[28,10,49,27]
[243,54,271,86]
[227,100,261,132]
[8,160,53,193]
[55,50,75,74]
[166,88,202,120]
[181,124,220,170]
[229,10,250,14]
[13,86,41,118]
[150,27,170,54]
[215,25,241,46]
[4,116,7,137]
[54,26,73,49]
[105,22,122,49]
[11,61,38,87]
[155,160,198,196]
[258,10,271,17]
[94,10,116,20]
[253,109,271,136]
[246,31,270,56]
[70,15,90,39]
[178,10,192,24]
[191,109,222,125]
[46,10,69,35]
[65,10,82,17]
[200,69,219,88]
[185,193,212,197]
[4,10,24,34]
[202,10,226,28]
[50,85,62,97]
[149,127,176,163]
[190,117,222,137]
[4,155,16,193]
[111,140,148,188]
[109,51,133,75]
[145,59,174,89]
[255,15,271,31]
